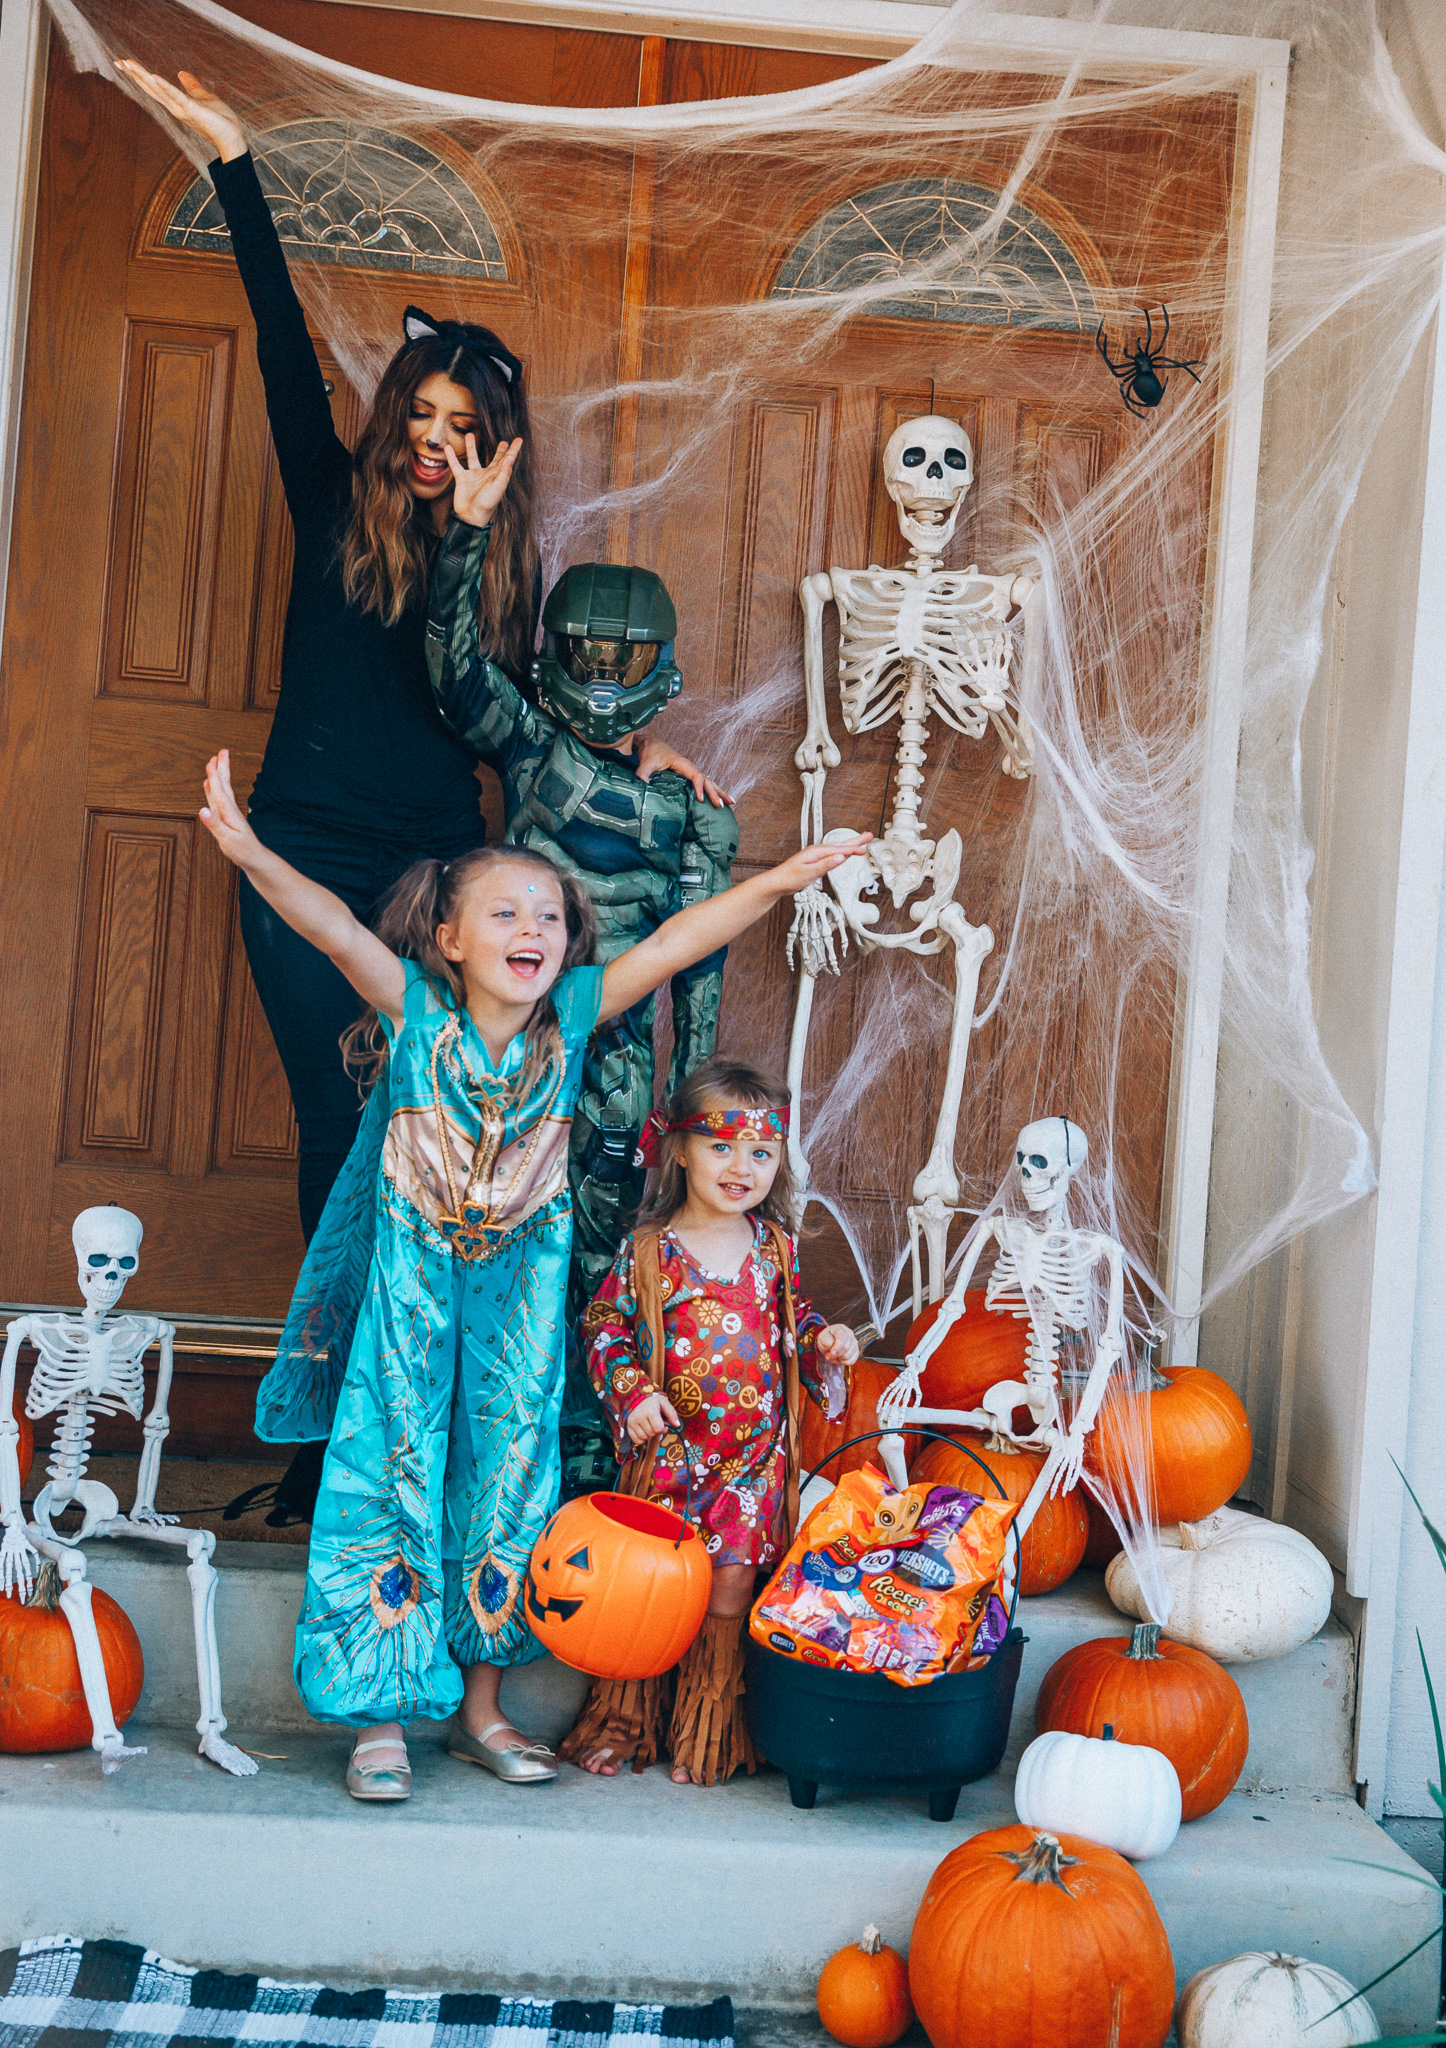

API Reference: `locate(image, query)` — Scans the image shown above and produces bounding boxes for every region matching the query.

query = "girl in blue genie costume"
[196,744,868,1803]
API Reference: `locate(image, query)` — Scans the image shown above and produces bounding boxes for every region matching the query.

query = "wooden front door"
[1,9,1232,1448]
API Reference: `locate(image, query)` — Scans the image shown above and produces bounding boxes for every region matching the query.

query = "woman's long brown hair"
[341,844,597,1102]
[639,1057,804,1234]
[339,328,537,678]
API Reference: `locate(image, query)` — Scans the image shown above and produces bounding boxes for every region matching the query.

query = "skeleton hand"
[786,883,849,976]
[1052,1426,1088,1496]
[0,1523,38,1599]
[444,432,523,529]
[877,1362,924,1422]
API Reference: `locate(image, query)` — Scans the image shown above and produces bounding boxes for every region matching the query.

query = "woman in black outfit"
[119,63,711,1518]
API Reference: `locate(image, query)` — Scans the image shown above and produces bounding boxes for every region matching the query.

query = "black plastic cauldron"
[744,1428,1027,1822]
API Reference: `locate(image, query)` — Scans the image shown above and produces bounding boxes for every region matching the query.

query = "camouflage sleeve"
[667,793,740,1092]
[425,520,549,774]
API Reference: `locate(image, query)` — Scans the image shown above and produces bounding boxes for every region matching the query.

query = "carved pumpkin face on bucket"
[526,1492,712,1679]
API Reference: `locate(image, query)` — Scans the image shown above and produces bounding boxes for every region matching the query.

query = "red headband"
[633,1105,790,1170]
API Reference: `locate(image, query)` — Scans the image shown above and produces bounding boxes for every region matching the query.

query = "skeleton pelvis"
[824,826,964,946]
[33,1477,121,1543]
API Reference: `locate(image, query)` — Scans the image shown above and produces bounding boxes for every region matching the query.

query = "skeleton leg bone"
[90,1516,258,1775]
[27,1529,146,1773]
[907,899,995,1306]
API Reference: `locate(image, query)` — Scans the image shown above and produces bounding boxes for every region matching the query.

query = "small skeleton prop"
[0,1208,257,1777]
[785,417,1035,1297]
[877,1120,1124,1540]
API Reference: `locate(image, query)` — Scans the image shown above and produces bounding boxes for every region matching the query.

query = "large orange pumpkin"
[816,1925,913,2048]
[800,1357,919,1483]
[913,1433,1086,1596]
[1088,1366,1251,1526]
[903,1291,1029,1412]
[1034,1621,1248,1821]
[526,1492,711,1679]
[909,1825,1174,2048]
[0,1560,144,1752]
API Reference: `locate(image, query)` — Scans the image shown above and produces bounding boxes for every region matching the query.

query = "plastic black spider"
[1095,306,1204,419]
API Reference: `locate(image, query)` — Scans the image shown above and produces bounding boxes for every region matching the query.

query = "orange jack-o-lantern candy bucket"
[526,1492,712,1679]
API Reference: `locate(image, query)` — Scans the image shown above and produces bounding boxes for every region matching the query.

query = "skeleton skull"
[72,1207,142,1315]
[883,415,974,557]
[1015,1117,1089,1214]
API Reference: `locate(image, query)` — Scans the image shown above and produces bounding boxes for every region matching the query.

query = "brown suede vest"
[617,1221,803,1544]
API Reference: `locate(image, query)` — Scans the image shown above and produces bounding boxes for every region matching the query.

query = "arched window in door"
[162,118,510,281]
[770,176,1098,330]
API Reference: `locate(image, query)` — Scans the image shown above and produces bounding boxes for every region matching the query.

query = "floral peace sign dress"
[584,1221,833,1567]
[259,959,603,1729]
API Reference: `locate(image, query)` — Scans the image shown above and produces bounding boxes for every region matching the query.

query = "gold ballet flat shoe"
[346,1735,412,1802]
[448,1718,557,1783]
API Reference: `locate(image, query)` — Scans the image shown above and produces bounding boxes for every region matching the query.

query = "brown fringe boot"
[557,1671,671,1774]
[667,1613,760,1786]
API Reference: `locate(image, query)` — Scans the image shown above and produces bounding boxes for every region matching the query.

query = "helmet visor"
[559,635,662,692]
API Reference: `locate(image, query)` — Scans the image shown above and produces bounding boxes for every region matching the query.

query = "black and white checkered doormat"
[0,1939,735,2048]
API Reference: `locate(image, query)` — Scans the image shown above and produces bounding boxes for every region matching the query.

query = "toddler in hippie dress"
[560,1056,859,1785]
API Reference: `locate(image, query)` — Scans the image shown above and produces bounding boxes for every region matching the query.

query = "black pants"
[235,805,483,1525]
[238,804,484,1242]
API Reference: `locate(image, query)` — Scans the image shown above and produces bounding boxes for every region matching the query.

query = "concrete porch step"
[0,1724,1433,2030]
[76,1538,1359,1796]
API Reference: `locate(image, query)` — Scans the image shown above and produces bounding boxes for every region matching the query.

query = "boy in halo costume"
[425,516,739,1496]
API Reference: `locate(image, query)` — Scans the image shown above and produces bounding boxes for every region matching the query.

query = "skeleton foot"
[199,1729,259,1777]
[99,1734,148,1775]
[127,1508,180,1529]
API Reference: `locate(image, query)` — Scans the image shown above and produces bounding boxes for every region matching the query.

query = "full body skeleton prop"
[785,417,1035,1300]
[0,1208,257,1776]
[877,1119,1125,1540]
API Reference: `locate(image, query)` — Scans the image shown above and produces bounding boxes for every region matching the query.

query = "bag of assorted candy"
[750,1464,1017,1687]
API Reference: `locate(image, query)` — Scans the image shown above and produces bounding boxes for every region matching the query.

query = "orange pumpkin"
[1088,1366,1251,1526]
[800,1357,919,1484]
[904,1291,1029,1412]
[11,1391,32,1491]
[1034,1621,1248,1821]
[525,1491,711,1679]
[1082,1489,1122,1569]
[909,1826,1174,2048]
[816,1924,913,2048]
[913,1432,1086,1596]
[0,1559,144,1752]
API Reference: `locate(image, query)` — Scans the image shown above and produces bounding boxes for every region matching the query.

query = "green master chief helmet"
[530,562,682,747]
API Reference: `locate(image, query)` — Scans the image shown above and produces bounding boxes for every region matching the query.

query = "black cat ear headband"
[403,305,520,384]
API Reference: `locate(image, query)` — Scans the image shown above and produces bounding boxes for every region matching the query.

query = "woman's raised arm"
[115,64,347,515]
[200,751,405,1026]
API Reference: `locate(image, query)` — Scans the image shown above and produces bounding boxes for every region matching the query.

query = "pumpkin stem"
[1001,1833,1081,1890]
[24,1561,63,1612]
[1126,1622,1161,1660]
[858,1925,883,1954]
[983,1430,1015,1455]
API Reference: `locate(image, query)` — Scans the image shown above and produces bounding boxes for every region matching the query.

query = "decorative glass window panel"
[771,178,1096,330]
[163,120,509,281]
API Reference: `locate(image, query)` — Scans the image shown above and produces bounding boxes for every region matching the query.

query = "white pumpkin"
[1013,1725,1181,1861]
[1177,1951,1379,2046]
[1106,1506,1332,1662]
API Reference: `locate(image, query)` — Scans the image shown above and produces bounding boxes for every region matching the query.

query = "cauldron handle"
[800,1425,1024,1642]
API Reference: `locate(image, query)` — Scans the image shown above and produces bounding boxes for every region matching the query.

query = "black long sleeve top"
[211,152,485,848]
